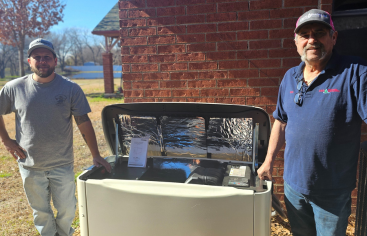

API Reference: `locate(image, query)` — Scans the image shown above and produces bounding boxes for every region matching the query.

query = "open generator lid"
[101,102,271,164]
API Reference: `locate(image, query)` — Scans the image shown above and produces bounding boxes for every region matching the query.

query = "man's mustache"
[303,43,323,52]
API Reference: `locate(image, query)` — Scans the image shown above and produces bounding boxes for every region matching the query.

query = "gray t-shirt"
[0,74,91,170]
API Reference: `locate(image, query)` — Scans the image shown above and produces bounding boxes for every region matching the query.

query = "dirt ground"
[0,79,357,235]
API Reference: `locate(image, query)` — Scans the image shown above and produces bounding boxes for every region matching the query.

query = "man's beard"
[31,65,55,78]
[300,43,327,62]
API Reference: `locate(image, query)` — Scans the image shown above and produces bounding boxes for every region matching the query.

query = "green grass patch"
[0,172,12,178]
[0,155,12,160]
[72,218,80,228]
[87,94,124,103]
[74,170,84,182]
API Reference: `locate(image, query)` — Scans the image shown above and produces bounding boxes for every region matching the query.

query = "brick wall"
[118,0,362,214]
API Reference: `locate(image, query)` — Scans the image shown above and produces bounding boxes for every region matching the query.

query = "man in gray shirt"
[0,38,111,236]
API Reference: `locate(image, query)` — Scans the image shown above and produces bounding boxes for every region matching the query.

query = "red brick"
[177,34,205,43]
[248,78,279,86]
[129,28,156,36]
[143,73,170,81]
[119,10,128,19]
[201,89,229,97]
[124,90,144,97]
[250,19,282,30]
[123,82,132,90]
[188,80,216,88]
[147,0,175,7]
[146,90,171,97]
[228,69,259,78]
[230,88,261,96]
[206,32,236,42]
[283,39,296,48]
[121,47,130,54]
[129,9,156,18]
[187,4,216,14]
[249,40,281,49]
[132,81,159,89]
[198,71,228,79]
[189,62,217,70]
[123,73,143,81]
[131,64,158,72]
[122,65,130,72]
[187,24,217,33]
[158,45,185,54]
[171,72,198,80]
[207,0,236,3]
[352,188,358,197]
[187,98,216,103]
[238,10,270,20]
[362,123,367,133]
[172,89,200,97]
[250,59,281,68]
[218,2,249,12]
[121,37,147,46]
[148,55,175,63]
[265,104,276,114]
[124,98,133,103]
[217,41,248,51]
[207,51,236,60]
[284,0,318,7]
[207,13,237,22]
[321,0,333,4]
[283,58,301,67]
[120,19,146,27]
[160,81,187,88]
[119,0,145,9]
[147,17,175,26]
[219,60,249,69]
[187,43,216,52]
[161,63,188,71]
[217,97,247,104]
[176,15,206,24]
[176,0,206,5]
[247,96,277,105]
[121,55,148,63]
[177,53,205,61]
[157,6,185,16]
[218,22,249,32]
[237,50,268,59]
[250,0,282,10]
[270,8,304,18]
[260,68,288,77]
[237,30,268,40]
[158,26,186,35]
[120,28,129,37]
[321,4,332,13]
[269,49,299,58]
[133,98,157,102]
[261,87,279,96]
[269,29,295,39]
[277,167,284,176]
[161,98,187,102]
[218,79,248,88]
[130,46,156,54]
[148,36,175,44]
[284,18,299,28]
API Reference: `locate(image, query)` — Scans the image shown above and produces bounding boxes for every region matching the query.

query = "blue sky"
[50,0,118,32]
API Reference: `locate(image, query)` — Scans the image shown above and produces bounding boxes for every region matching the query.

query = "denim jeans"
[19,163,76,236]
[284,181,351,236]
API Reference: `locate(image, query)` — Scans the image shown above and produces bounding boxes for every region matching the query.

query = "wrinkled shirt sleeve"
[273,80,288,123]
[0,86,13,116]
[355,69,367,123]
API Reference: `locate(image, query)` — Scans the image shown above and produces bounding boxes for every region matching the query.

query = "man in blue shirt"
[257,9,367,236]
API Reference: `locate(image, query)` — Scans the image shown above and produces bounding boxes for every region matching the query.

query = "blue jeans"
[19,163,76,236]
[284,181,351,236]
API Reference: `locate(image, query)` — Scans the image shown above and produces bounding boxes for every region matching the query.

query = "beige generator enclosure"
[77,103,274,236]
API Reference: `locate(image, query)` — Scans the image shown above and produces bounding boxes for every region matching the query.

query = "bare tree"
[0,43,16,78]
[47,29,73,71]
[0,0,65,76]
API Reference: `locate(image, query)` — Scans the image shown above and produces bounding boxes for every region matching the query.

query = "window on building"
[333,0,367,16]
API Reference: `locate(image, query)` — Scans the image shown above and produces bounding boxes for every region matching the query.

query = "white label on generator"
[229,166,246,177]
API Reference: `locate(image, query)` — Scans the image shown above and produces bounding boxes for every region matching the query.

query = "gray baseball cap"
[294,9,335,33]
[28,38,56,57]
